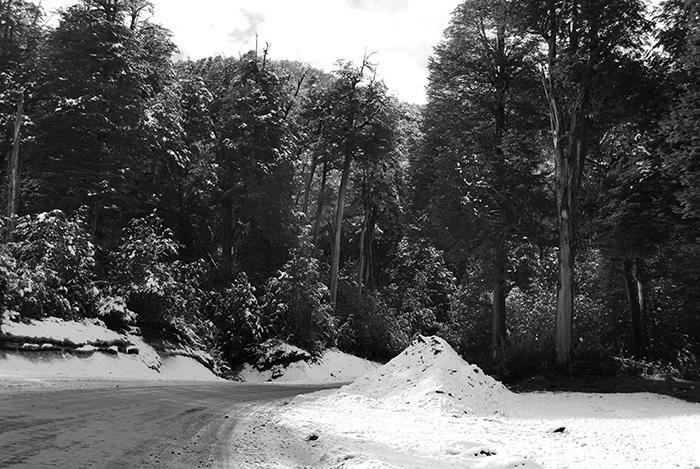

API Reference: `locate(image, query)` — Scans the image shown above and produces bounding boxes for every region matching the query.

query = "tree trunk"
[302,156,317,215]
[492,240,507,364]
[5,91,24,242]
[357,220,366,296]
[329,154,351,309]
[555,197,575,365]
[623,258,645,357]
[636,258,647,348]
[364,206,376,289]
[312,161,328,257]
[358,173,368,296]
[221,198,233,280]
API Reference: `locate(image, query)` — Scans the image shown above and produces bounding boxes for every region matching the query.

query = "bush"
[205,273,264,365]
[261,249,335,353]
[108,213,205,325]
[96,294,136,330]
[336,284,409,361]
[385,237,456,327]
[0,210,97,320]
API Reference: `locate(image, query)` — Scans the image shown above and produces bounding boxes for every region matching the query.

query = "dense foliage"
[0,0,697,378]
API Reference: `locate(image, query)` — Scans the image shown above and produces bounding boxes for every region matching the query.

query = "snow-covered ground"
[240,340,379,384]
[0,316,220,382]
[230,336,700,468]
[1,316,126,346]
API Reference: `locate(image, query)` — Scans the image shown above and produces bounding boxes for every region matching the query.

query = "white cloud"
[37,0,461,103]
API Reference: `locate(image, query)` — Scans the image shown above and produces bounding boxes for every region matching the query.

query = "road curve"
[0,380,335,469]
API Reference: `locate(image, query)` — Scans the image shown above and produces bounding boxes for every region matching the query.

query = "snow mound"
[340,335,512,415]
[240,342,379,384]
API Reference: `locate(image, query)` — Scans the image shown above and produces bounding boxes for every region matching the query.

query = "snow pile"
[340,335,512,415]
[240,340,379,384]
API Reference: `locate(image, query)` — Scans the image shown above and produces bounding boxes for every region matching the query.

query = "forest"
[0,0,698,380]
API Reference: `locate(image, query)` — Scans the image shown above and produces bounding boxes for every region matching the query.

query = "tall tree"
[310,58,389,308]
[29,0,176,240]
[422,0,548,364]
[215,51,294,283]
[0,0,42,240]
[520,0,649,363]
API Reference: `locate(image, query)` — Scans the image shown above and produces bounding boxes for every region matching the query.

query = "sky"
[38,0,463,104]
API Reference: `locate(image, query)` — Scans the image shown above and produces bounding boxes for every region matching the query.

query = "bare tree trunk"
[357,220,366,296]
[358,173,368,296]
[302,156,317,215]
[555,188,575,364]
[312,161,328,257]
[623,258,645,357]
[221,198,233,280]
[636,258,647,349]
[364,206,376,289]
[492,240,507,364]
[5,91,24,242]
[329,154,351,309]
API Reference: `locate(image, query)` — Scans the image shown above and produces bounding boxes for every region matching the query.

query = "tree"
[310,58,390,308]
[520,0,650,364]
[421,0,548,364]
[0,0,43,240]
[215,50,294,283]
[29,0,176,240]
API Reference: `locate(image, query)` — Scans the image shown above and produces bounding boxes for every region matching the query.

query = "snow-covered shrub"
[0,210,97,320]
[109,213,204,324]
[96,294,136,329]
[204,272,264,365]
[384,238,457,337]
[261,250,335,353]
[249,339,312,371]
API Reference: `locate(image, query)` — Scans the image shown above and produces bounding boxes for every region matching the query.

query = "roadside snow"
[230,336,700,468]
[0,351,220,382]
[1,316,124,346]
[0,316,220,382]
[240,347,379,384]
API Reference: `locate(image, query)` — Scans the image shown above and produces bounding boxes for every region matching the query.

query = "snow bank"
[1,316,125,346]
[340,335,512,415]
[0,350,219,381]
[0,316,219,381]
[240,341,379,384]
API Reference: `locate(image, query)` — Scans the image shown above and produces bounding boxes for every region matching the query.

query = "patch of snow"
[125,334,163,371]
[75,345,98,354]
[157,355,223,381]
[240,345,379,384]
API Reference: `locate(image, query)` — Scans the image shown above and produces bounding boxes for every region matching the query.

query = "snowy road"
[0,380,336,468]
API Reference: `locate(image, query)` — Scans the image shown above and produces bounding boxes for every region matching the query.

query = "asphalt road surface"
[0,380,336,469]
